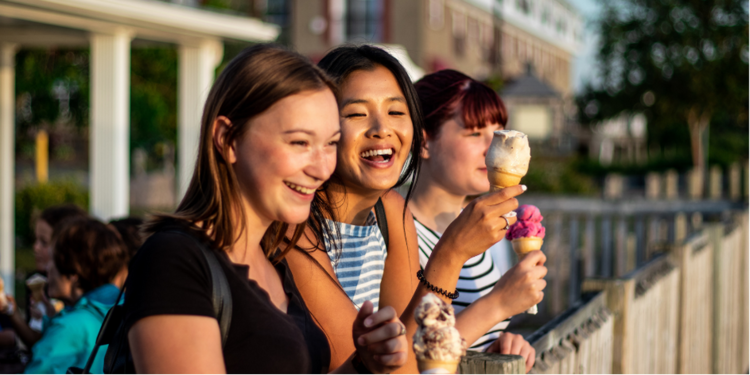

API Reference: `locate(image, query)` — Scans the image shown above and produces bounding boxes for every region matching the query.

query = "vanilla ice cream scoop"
[413,294,466,373]
[485,130,531,191]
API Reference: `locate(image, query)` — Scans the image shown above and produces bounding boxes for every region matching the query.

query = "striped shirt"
[415,218,514,351]
[324,212,387,310]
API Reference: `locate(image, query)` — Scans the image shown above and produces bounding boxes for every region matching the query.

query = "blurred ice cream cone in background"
[26,274,47,302]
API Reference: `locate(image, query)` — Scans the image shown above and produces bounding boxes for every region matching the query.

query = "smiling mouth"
[284,182,315,195]
[360,148,394,163]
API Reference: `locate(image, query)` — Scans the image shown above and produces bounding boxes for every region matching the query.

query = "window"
[541,7,550,25]
[452,11,467,57]
[429,0,444,30]
[346,0,384,42]
[516,0,530,15]
[265,0,291,44]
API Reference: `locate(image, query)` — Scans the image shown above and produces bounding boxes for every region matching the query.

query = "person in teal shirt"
[22,217,130,374]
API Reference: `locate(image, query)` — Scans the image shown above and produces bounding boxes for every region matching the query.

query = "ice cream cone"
[488,169,523,192]
[511,237,543,315]
[0,278,7,307]
[418,358,461,374]
[26,274,47,302]
[511,237,544,258]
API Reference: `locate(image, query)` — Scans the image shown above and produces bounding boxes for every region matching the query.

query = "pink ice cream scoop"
[506,204,546,240]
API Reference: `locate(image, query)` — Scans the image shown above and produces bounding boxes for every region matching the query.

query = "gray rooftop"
[501,64,561,98]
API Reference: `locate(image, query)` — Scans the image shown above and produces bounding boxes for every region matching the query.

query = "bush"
[14,179,88,248]
[523,157,599,196]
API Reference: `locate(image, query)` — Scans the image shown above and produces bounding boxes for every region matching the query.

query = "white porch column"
[90,30,132,221]
[177,39,223,202]
[0,43,17,294]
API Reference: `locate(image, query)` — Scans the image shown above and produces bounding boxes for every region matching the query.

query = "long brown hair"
[146,44,336,262]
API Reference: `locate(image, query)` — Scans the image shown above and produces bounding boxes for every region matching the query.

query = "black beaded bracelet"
[416,270,460,300]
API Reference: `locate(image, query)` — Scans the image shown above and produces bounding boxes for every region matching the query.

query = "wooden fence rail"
[582,254,680,374]
[459,212,748,374]
[526,291,614,374]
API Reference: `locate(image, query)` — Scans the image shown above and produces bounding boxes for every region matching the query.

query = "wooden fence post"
[729,163,740,201]
[664,169,679,200]
[709,166,722,200]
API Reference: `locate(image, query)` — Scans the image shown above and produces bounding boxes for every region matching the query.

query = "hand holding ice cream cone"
[26,274,47,303]
[505,205,546,314]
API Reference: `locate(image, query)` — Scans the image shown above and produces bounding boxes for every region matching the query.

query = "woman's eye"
[328,140,339,146]
[389,111,405,116]
[345,113,365,118]
[469,132,481,137]
[291,140,308,146]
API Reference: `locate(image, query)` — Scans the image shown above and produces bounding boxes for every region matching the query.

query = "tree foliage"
[577,0,749,168]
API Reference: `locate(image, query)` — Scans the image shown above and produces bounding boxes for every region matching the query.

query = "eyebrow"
[340,96,406,107]
[283,129,315,135]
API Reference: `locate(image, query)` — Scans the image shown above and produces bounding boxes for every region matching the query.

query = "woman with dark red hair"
[409,69,536,372]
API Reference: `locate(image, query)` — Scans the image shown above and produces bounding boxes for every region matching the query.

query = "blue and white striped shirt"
[324,212,387,310]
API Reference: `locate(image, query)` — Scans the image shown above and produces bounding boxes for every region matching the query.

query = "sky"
[566,0,602,93]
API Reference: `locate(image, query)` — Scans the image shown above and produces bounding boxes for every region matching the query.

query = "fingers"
[479,185,527,205]
[519,250,547,267]
[353,300,375,331]
[520,345,535,373]
[374,350,408,368]
[357,321,404,347]
[498,332,514,355]
[509,335,525,355]
[362,306,397,329]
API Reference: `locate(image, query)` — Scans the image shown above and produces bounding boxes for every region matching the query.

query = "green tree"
[577,0,748,169]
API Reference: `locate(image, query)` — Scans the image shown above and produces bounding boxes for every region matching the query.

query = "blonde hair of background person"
[125,44,408,374]
[284,45,547,373]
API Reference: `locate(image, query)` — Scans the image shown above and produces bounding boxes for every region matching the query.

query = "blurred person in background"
[17,217,129,374]
[410,69,535,371]
[108,217,145,288]
[0,205,89,350]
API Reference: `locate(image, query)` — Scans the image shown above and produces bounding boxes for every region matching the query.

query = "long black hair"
[306,44,424,259]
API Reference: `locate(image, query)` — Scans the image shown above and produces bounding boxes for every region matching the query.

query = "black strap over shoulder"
[70,228,233,374]
[374,198,389,251]
[165,230,233,347]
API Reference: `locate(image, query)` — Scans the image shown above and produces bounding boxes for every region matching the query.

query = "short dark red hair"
[414,69,507,138]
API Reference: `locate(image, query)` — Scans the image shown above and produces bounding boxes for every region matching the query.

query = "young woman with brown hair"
[123,44,407,374]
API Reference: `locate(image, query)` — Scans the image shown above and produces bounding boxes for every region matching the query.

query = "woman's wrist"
[474,293,510,324]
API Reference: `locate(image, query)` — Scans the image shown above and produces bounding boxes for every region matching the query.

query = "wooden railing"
[460,212,748,374]
[525,291,614,374]
[582,254,680,373]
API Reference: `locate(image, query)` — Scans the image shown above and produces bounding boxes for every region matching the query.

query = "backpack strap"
[374,198,389,252]
[165,230,233,347]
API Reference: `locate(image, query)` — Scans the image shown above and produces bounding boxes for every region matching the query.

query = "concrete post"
[90,30,133,220]
[177,39,223,203]
[0,43,17,294]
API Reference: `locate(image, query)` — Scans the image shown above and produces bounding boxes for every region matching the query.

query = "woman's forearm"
[9,311,41,347]
[454,295,510,346]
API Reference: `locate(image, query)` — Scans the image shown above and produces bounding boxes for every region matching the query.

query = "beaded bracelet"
[416,270,460,300]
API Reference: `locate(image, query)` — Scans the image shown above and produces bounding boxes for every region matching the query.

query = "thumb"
[353,300,375,332]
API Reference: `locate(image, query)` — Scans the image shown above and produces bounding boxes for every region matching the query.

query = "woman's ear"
[212,116,237,164]
[420,129,430,160]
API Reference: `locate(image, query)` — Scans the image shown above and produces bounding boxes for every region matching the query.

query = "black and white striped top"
[414,218,513,351]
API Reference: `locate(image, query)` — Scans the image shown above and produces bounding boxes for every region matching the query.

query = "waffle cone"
[488,169,523,192]
[417,358,461,374]
[511,237,544,258]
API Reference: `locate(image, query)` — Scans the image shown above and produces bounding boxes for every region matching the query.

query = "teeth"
[360,149,393,158]
[285,182,315,195]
